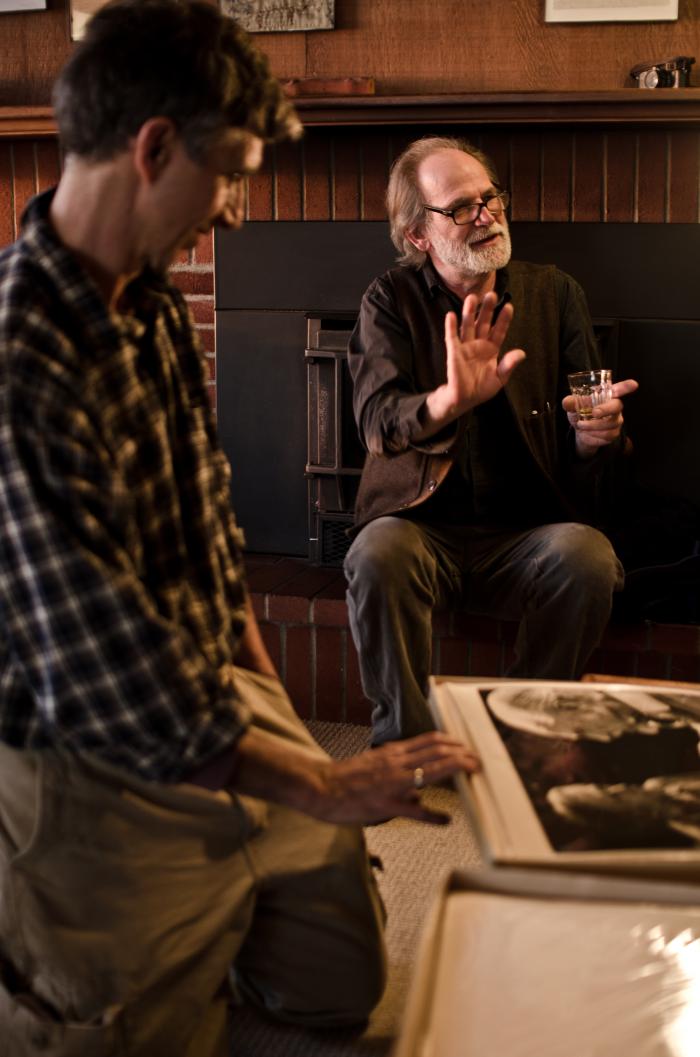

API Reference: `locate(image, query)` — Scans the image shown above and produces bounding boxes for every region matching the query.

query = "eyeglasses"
[423,190,511,226]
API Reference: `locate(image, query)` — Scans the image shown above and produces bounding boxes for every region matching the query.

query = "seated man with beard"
[344,136,639,746]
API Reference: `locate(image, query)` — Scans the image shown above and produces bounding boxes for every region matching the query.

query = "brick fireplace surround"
[2,96,700,724]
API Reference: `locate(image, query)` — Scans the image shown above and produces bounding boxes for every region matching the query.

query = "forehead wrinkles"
[417,150,493,205]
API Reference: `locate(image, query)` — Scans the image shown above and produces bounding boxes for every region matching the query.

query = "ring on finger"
[413,766,426,790]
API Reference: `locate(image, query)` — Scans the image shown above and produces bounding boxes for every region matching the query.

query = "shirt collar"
[20,189,172,355]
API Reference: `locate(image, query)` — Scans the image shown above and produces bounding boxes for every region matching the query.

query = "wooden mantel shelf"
[4,91,700,138]
[0,107,55,138]
[294,89,700,127]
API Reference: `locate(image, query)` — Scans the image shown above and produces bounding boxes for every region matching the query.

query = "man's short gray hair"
[386,136,500,268]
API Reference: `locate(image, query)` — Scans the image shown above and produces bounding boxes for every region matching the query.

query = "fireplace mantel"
[293,90,700,127]
[5,90,700,138]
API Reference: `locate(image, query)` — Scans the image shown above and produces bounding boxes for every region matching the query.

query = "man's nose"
[473,202,497,226]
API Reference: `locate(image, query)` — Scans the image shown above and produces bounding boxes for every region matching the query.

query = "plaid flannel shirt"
[0,190,251,781]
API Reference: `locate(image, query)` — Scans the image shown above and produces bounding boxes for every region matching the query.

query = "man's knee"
[541,523,623,595]
[344,517,427,589]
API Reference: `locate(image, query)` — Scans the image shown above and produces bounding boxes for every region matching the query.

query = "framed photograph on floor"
[545,0,678,22]
[430,676,700,881]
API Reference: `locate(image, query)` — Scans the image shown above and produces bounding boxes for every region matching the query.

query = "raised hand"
[423,290,526,433]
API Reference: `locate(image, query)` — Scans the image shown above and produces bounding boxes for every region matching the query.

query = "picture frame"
[219,1,334,33]
[429,676,700,881]
[69,0,105,40]
[545,0,678,22]
[394,866,700,1057]
[0,0,47,11]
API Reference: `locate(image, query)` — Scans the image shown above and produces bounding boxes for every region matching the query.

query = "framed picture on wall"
[429,676,700,881]
[0,1,47,10]
[70,0,106,40]
[545,0,678,21]
[219,1,334,32]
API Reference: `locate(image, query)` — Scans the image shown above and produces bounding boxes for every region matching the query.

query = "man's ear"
[133,117,178,184]
[406,225,430,253]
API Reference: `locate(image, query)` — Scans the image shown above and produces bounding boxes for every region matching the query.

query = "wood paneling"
[259,0,700,95]
[668,131,700,222]
[242,126,700,224]
[5,0,700,105]
[572,130,605,222]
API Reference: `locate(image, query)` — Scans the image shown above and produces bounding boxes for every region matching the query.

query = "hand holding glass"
[567,369,613,420]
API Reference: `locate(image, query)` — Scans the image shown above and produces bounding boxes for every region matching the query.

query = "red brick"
[606,131,636,222]
[648,624,700,656]
[35,140,61,192]
[250,590,266,621]
[469,640,503,678]
[510,131,541,221]
[360,131,390,221]
[637,130,666,223]
[668,131,699,223]
[258,621,281,675]
[275,139,303,221]
[275,566,340,600]
[311,572,348,626]
[171,269,214,296]
[302,133,331,221]
[267,593,311,624]
[11,142,36,235]
[198,328,215,355]
[572,130,605,222]
[193,231,214,264]
[541,131,572,222]
[0,144,13,246]
[187,298,216,326]
[315,627,344,722]
[479,131,511,191]
[284,625,313,718]
[312,596,349,628]
[332,133,362,221]
[245,558,307,594]
[248,152,273,220]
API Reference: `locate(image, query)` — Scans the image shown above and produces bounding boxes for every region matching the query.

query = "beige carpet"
[229,721,482,1056]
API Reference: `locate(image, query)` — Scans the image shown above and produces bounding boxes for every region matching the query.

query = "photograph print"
[484,683,700,853]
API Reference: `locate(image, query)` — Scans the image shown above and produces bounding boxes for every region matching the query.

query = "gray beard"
[429,223,512,278]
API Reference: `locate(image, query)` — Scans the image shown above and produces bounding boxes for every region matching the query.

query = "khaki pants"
[0,669,386,1056]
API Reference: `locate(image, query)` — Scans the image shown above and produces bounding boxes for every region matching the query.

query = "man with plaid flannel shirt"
[0,3,476,1055]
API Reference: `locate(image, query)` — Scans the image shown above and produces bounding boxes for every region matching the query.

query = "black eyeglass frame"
[423,190,511,226]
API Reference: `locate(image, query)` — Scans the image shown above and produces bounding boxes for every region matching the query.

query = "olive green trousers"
[0,669,386,1056]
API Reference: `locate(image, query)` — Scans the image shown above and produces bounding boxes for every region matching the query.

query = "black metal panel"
[215,221,700,320]
[615,319,700,508]
[215,223,396,312]
[216,310,308,555]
